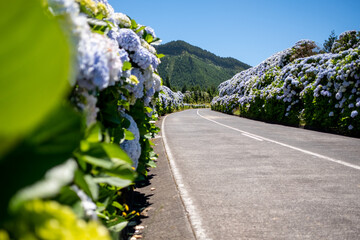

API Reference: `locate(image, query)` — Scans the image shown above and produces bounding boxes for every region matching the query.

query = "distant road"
[162,109,360,240]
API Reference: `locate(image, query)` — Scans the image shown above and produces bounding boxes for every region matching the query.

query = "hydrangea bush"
[156,86,185,115]
[1,0,163,238]
[212,31,360,136]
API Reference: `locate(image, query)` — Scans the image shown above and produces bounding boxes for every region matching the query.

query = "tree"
[323,30,337,53]
[182,84,188,93]
[164,76,172,90]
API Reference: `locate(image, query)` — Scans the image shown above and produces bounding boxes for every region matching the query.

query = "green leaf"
[156,53,165,59]
[101,143,133,165]
[131,19,137,29]
[117,99,130,111]
[104,20,115,28]
[84,175,99,200]
[105,164,136,180]
[144,133,153,139]
[124,129,135,141]
[85,123,103,143]
[56,186,80,206]
[93,177,133,188]
[122,61,132,71]
[0,1,71,152]
[97,211,110,220]
[79,155,114,169]
[108,220,128,233]
[100,101,123,126]
[145,34,153,43]
[0,104,82,218]
[147,160,157,168]
[111,201,124,211]
[145,107,153,113]
[135,26,145,34]
[74,170,99,200]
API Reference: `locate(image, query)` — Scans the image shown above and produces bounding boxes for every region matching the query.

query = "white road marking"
[242,133,264,141]
[197,109,360,171]
[162,115,211,240]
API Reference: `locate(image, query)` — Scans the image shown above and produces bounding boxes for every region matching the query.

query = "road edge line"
[161,115,211,240]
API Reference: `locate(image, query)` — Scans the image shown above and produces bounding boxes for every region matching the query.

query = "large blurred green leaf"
[0,104,83,219]
[0,0,72,154]
[9,159,78,211]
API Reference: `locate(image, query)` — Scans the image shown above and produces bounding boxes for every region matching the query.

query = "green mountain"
[155,40,251,91]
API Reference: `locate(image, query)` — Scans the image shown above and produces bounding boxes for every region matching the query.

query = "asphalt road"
[162,108,360,240]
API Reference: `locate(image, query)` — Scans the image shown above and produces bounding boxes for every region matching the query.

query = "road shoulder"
[132,117,195,240]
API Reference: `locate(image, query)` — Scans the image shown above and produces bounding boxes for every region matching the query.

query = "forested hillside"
[156,40,251,91]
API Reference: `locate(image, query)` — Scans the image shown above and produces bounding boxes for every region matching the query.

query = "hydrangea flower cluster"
[212,31,360,136]
[158,86,184,110]
[120,113,141,168]
[47,0,162,125]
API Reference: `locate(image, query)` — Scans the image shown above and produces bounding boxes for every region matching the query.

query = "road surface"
[162,108,360,240]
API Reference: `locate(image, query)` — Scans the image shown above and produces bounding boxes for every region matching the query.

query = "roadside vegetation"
[212,31,360,136]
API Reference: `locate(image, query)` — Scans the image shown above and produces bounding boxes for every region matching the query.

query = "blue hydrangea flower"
[93,49,110,89]
[107,29,119,42]
[351,110,358,118]
[150,53,160,69]
[131,46,153,69]
[119,48,130,62]
[120,113,141,169]
[117,29,141,52]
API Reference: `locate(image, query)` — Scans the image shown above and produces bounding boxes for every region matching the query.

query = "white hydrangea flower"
[113,12,131,27]
[141,39,157,55]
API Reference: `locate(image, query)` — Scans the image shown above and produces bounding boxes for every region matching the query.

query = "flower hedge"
[0,0,164,239]
[212,31,360,136]
[156,86,185,115]
[156,86,209,115]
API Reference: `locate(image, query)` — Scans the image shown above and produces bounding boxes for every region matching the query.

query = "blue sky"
[108,0,360,66]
